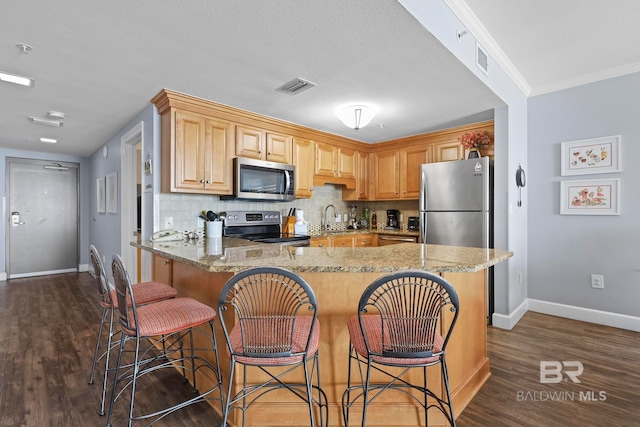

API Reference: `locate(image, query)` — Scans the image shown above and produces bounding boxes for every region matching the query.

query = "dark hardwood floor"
[1,272,638,426]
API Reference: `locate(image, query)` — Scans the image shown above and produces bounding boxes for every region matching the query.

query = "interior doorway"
[6,158,79,278]
[120,122,143,283]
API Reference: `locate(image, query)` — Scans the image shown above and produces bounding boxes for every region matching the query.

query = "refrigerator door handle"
[419,165,427,211]
[420,211,428,243]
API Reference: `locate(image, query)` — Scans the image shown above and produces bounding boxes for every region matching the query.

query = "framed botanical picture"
[106,172,118,214]
[560,178,620,215]
[96,177,106,213]
[560,135,621,176]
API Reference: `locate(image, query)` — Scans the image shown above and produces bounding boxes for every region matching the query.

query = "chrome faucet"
[323,204,336,230]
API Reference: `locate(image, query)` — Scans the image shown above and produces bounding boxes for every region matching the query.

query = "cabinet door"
[152,254,172,285]
[310,237,331,247]
[356,151,369,199]
[174,110,206,190]
[293,137,314,198]
[332,235,354,247]
[203,118,233,193]
[433,140,463,162]
[236,125,265,160]
[400,146,429,199]
[354,234,374,247]
[338,147,356,179]
[371,150,400,199]
[266,132,292,164]
[315,142,338,177]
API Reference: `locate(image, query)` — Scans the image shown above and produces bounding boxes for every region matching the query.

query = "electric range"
[221,210,310,246]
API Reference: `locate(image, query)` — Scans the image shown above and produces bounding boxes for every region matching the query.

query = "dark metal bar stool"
[217,267,328,427]
[88,244,177,416]
[105,254,224,426]
[341,270,460,427]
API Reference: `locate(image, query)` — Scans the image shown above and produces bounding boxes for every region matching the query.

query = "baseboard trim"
[492,299,528,330]
[0,272,6,281]
[528,299,640,332]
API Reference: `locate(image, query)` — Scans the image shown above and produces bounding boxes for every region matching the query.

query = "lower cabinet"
[310,233,376,247]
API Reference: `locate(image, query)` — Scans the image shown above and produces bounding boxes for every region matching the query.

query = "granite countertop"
[134,237,512,274]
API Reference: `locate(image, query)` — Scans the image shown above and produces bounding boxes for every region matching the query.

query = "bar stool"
[341,270,460,427]
[87,244,177,416]
[217,267,328,427]
[105,254,224,426]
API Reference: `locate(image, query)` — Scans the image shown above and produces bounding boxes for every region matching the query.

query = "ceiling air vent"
[476,41,489,75]
[276,77,316,95]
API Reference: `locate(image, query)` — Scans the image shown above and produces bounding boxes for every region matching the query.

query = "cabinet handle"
[163,260,170,265]
[268,152,271,155]
[206,180,211,184]
[200,179,205,183]
[341,241,347,246]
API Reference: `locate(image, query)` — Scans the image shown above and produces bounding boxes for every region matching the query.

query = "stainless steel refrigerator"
[420,157,494,319]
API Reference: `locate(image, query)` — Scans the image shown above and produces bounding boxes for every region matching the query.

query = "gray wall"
[528,72,640,316]
[89,105,157,284]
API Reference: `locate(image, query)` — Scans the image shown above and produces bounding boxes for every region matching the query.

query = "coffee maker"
[385,209,400,230]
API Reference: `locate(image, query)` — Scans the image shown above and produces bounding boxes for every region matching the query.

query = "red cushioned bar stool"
[105,254,224,427]
[88,244,177,416]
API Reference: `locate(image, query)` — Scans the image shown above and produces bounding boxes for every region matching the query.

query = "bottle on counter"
[371,211,377,230]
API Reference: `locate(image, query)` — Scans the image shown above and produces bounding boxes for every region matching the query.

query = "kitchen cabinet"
[236,125,292,164]
[292,137,314,198]
[163,110,233,194]
[152,254,173,285]
[314,142,357,188]
[309,236,331,247]
[342,151,369,200]
[310,233,376,248]
[433,140,463,162]
[370,146,429,200]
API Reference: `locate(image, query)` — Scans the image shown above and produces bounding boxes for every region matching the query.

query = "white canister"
[205,221,222,238]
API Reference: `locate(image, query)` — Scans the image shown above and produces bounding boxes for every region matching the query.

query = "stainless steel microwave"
[221,157,295,201]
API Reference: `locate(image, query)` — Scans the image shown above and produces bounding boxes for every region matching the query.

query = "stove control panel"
[222,210,281,227]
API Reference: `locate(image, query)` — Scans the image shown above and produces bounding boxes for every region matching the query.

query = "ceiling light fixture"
[0,71,35,87]
[29,116,63,127]
[16,43,33,54]
[336,105,377,131]
[40,137,58,144]
[47,111,66,119]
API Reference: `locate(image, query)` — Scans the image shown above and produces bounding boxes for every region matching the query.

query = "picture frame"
[96,177,106,213]
[560,178,620,215]
[106,171,118,214]
[560,135,621,176]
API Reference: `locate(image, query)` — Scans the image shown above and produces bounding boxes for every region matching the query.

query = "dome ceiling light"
[336,104,377,131]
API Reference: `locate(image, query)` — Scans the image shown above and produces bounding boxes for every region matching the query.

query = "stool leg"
[99,308,116,416]
[89,307,109,386]
[105,333,127,427]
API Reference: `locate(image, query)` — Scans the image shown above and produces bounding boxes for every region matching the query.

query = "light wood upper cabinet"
[166,110,233,194]
[315,141,338,177]
[433,140,463,162]
[338,147,356,180]
[370,146,428,200]
[236,125,292,163]
[343,151,369,200]
[292,137,314,198]
[400,146,430,199]
[371,150,400,199]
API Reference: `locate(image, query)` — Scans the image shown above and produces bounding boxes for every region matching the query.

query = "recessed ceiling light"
[40,138,58,144]
[47,111,66,119]
[0,71,35,87]
[29,116,63,127]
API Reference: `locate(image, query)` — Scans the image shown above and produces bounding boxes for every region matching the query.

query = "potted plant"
[459,130,493,158]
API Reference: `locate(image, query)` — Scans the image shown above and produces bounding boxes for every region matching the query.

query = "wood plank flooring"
[1,272,638,426]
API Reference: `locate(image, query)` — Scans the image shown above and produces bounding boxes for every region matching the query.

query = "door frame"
[120,122,143,283]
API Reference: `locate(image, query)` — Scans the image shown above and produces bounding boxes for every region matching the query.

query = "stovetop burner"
[221,210,310,246]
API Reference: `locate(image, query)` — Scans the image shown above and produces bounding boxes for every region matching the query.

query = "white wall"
[528,72,640,318]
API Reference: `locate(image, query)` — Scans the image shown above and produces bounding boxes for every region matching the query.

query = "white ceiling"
[1,1,638,157]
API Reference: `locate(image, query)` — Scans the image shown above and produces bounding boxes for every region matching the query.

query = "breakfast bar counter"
[134,238,512,427]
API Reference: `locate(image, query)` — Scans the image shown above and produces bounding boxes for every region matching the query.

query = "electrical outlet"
[591,274,604,289]
[163,216,173,230]
[335,213,341,223]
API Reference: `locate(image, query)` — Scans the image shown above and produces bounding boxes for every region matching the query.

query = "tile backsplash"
[159,185,419,233]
